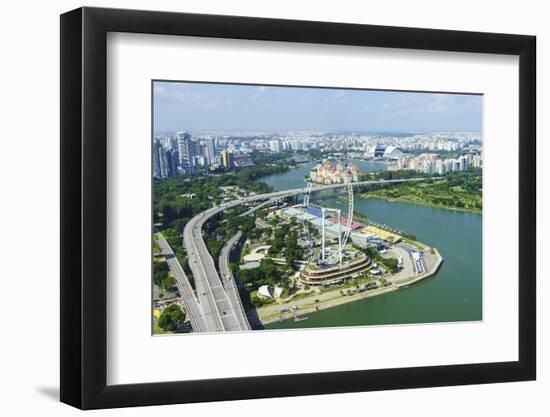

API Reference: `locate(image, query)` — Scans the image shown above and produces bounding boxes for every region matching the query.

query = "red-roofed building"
[327,214,364,230]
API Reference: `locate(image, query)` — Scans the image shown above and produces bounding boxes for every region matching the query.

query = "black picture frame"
[60,6,536,410]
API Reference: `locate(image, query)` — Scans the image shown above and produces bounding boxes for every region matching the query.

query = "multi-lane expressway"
[183,209,244,332]
[168,177,437,333]
[155,232,208,332]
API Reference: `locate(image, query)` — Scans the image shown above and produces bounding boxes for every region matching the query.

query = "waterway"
[261,160,482,329]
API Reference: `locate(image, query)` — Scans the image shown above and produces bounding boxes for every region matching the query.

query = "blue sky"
[153,81,482,133]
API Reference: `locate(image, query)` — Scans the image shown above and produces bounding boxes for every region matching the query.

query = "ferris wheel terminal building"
[280,206,375,286]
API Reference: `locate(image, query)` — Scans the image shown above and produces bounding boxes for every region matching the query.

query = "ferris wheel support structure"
[302,164,355,266]
[342,170,354,250]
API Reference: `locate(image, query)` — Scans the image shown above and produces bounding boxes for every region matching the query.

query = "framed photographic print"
[60,6,536,410]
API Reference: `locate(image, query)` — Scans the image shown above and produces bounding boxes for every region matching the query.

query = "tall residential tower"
[177,131,195,175]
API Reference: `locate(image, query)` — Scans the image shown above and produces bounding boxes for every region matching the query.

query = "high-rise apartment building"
[472,153,482,168]
[459,155,469,171]
[168,149,179,176]
[222,149,234,169]
[289,140,301,151]
[269,139,282,153]
[436,160,446,175]
[177,131,195,175]
[205,138,216,164]
[153,140,163,179]
[154,139,179,179]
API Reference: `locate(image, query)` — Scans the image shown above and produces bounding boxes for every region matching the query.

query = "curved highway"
[155,232,208,332]
[218,231,251,330]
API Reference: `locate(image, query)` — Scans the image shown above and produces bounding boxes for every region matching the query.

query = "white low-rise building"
[274,286,284,299]
[258,285,273,299]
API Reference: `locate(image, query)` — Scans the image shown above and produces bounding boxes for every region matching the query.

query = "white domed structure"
[383,146,404,159]
[367,145,404,159]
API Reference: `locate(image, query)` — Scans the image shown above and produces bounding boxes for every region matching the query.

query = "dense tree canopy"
[238,259,281,290]
[158,304,186,332]
[153,261,170,287]
[369,168,482,211]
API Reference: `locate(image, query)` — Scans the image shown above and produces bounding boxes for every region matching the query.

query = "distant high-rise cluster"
[153,138,179,179]
[187,130,481,156]
[309,160,360,184]
[154,131,213,179]
[392,152,482,175]
[153,130,257,179]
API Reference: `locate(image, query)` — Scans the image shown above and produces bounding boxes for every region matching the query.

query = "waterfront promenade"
[257,245,443,325]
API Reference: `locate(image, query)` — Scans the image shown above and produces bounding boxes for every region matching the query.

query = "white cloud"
[154,83,190,102]
[250,86,269,100]
[203,101,218,110]
[385,93,459,116]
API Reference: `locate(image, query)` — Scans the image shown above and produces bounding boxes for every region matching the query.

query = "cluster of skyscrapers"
[201,131,482,156]
[358,132,482,153]
[154,131,220,179]
[391,152,482,175]
[154,131,257,179]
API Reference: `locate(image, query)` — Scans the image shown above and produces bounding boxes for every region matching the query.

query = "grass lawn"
[403,238,429,250]
[152,320,171,335]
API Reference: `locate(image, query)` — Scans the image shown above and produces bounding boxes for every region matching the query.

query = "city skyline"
[153,81,483,133]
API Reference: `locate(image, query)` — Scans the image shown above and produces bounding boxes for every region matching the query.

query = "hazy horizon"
[154,81,483,133]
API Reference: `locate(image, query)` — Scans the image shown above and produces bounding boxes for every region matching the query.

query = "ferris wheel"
[302,163,354,265]
[341,168,354,249]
